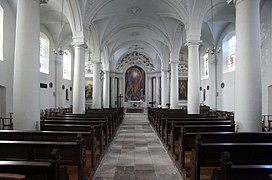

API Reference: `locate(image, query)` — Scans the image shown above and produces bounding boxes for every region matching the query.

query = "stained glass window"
[201,53,209,79]
[63,50,71,80]
[40,32,50,74]
[223,34,236,73]
[227,35,236,72]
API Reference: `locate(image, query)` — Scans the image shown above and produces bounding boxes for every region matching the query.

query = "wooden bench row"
[1,108,124,180]
[148,108,272,180]
[0,136,84,179]
[190,133,272,180]
[211,151,272,180]
[0,149,67,180]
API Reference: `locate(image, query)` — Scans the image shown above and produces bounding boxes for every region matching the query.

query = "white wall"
[39,24,74,109]
[214,24,236,112]
[206,1,272,114]
[199,50,216,110]
[0,1,74,116]
[260,0,272,114]
[0,1,16,116]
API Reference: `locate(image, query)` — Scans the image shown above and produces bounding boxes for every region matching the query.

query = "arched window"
[0,5,4,61]
[63,50,71,80]
[201,53,209,79]
[40,32,50,74]
[223,34,236,73]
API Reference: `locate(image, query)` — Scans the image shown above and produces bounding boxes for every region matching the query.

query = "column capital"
[235,0,260,6]
[170,60,179,65]
[92,61,102,66]
[185,40,202,47]
[72,43,87,49]
[55,55,63,64]
[39,0,49,5]
[161,68,169,72]
[103,70,110,74]
[91,55,101,63]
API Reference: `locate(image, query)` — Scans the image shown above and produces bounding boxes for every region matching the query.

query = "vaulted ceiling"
[8,0,237,72]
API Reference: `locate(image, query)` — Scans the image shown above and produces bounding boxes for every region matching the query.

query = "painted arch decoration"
[116,51,155,72]
[125,66,145,101]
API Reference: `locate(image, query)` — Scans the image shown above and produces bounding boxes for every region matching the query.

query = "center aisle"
[93,112,183,180]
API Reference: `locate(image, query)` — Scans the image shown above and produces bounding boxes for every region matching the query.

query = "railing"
[0,112,13,130]
[262,115,272,132]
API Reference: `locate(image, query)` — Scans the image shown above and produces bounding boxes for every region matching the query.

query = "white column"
[119,77,123,107]
[103,71,110,108]
[166,71,170,106]
[156,75,161,107]
[13,0,40,130]
[72,44,85,114]
[170,59,179,109]
[114,77,118,107]
[235,0,262,132]
[55,55,63,108]
[161,69,168,108]
[92,62,102,108]
[187,41,201,114]
[152,78,156,106]
[111,75,115,107]
[148,77,152,106]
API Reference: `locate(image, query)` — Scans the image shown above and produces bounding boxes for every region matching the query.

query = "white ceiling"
[8,0,238,72]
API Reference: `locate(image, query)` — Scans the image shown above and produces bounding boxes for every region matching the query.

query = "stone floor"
[93,113,183,180]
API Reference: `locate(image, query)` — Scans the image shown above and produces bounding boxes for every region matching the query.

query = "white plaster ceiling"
[83,0,188,71]
[8,0,238,72]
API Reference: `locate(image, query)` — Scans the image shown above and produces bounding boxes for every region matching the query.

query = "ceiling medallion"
[128,44,144,51]
[130,31,140,37]
[127,6,142,15]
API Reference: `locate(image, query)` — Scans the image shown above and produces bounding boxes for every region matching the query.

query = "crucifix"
[117,94,123,108]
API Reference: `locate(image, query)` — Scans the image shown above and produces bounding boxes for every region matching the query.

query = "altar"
[127,100,143,109]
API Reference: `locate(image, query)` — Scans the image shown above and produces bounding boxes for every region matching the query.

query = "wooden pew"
[165,118,233,147]
[0,173,25,180]
[0,130,97,174]
[152,109,187,130]
[54,114,115,136]
[171,125,235,175]
[42,116,112,143]
[211,151,272,180]
[0,137,86,180]
[40,123,104,156]
[159,114,220,137]
[0,149,66,180]
[191,134,272,180]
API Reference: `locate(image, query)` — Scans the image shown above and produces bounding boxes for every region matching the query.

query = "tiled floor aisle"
[93,113,183,180]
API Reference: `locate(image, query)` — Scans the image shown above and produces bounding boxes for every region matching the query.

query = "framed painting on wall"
[85,78,93,102]
[179,79,187,100]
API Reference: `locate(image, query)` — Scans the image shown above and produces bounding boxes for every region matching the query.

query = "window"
[201,53,209,79]
[63,50,71,80]
[0,5,4,61]
[223,34,236,73]
[40,32,50,74]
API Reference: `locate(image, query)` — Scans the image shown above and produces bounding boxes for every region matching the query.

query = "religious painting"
[85,78,93,102]
[179,79,187,100]
[125,66,145,101]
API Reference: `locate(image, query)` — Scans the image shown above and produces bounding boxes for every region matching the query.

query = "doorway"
[268,85,272,114]
[0,85,6,117]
